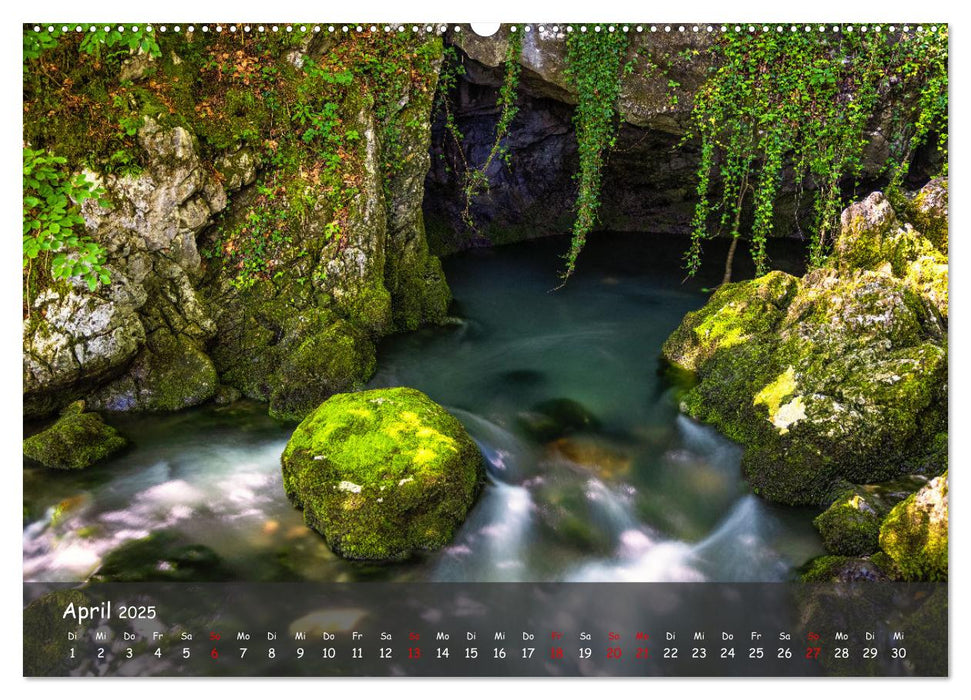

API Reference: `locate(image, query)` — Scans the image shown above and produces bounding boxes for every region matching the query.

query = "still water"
[23,233,824,583]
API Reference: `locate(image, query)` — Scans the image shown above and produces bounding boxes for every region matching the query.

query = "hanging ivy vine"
[559,25,628,284]
[683,25,948,280]
[438,27,524,230]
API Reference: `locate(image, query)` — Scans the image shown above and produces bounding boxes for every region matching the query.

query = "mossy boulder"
[23,401,128,470]
[662,190,947,506]
[878,472,948,581]
[813,475,931,557]
[813,489,883,556]
[661,270,800,373]
[799,555,892,583]
[281,387,484,560]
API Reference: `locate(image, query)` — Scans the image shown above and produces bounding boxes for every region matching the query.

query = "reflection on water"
[23,233,823,583]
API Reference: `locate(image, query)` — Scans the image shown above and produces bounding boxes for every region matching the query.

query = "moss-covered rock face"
[25,31,452,420]
[906,178,948,253]
[662,189,947,506]
[281,387,484,560]
[834,187,949,319]
[878,472,948,581]
[88,329,218,412]
[23,401,128,470]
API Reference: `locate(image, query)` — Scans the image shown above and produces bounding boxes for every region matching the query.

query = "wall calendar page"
[20,11,949,682]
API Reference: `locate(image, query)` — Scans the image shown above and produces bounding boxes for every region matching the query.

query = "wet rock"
[878,472,947,581]
[281,387,484,560]
[92,532,234,582]
[23,401,128,470]
[213,384,243,406]
[23,272,147,417]
[25,117,229,417]
[814,476,929,557]
[548,436,631,480]
[87,329,217,412]
[662,191,948,506]
[532,476,617,555]
[205,49,450,419]
[813,488,883,557]
[799,555,892,583]
[516,397,601,442]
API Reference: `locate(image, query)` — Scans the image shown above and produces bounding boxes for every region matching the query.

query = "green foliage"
[560,26,628,284]
[79,25,162,61]
[23,148,110,299]
[23,24,161,62]
[683,25,949,277]
[437,27,524,230]
[23,30,58,61]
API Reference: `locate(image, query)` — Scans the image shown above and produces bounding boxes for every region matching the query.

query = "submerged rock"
[878,472,948,581]
[281,387,484,561]
[23,401,128,470]
[92,532,234,582]
[548,436,631,480]
[662,188,948,506]
[516,397,601,442]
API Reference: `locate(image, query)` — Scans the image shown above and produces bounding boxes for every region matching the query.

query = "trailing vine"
[683,25,948,280]
[437,27,524,231]
[559,25,628,284]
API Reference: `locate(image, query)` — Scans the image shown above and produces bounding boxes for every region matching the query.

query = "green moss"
[281,387,484,560]
[905,178,948,253]
[878,472,948,581]
[390,255,452,331]
[661,270,799,372]
[798,555,891,582]
[23,405,127,470]
[813,489,882,556]
[269,319,377,422]
[344,284,393,335]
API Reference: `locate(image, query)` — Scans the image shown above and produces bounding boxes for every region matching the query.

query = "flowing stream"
[23,233,824,583]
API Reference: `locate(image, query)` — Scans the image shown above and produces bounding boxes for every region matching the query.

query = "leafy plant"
[559,25,628,284]
[23,148,110,304]
[79,25,162,61]
[682,25,948,281]
[436,27,524,231]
